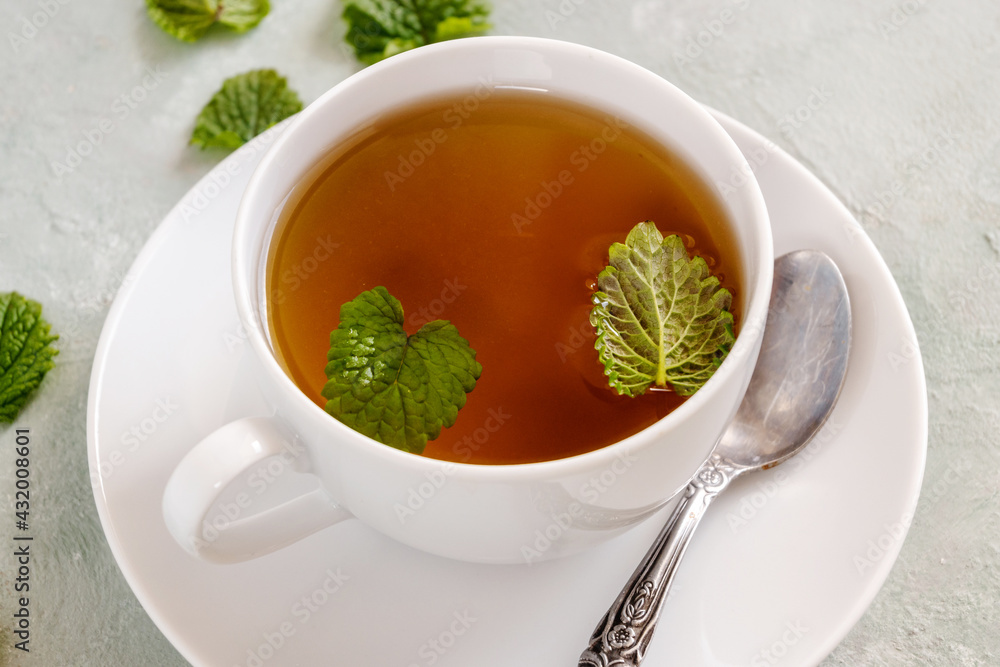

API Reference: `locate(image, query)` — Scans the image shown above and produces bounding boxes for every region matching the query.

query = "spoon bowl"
[719,250,852,470]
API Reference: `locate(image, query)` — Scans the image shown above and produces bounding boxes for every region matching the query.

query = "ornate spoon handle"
[579,456,741,667]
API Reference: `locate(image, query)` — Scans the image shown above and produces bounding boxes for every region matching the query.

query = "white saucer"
[87,111,927,667]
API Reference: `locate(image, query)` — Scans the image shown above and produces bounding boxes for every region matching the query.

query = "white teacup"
[162,36,773,565]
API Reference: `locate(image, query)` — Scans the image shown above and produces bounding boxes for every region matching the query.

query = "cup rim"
[233,35,773,480]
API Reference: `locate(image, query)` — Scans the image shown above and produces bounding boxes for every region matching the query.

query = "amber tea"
[266,90,741,465]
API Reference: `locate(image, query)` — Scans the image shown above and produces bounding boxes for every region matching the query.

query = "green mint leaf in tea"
[342,0,491,65]
[322,287,482,454]
[0,292,59,423]
[590,221,734,397]
[190,69,303,150]
[146,0,270,42]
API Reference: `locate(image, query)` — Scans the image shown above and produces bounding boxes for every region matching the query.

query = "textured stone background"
[1,0,998,665]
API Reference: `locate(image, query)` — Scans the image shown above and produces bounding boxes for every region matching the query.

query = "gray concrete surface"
[1,0,998,664]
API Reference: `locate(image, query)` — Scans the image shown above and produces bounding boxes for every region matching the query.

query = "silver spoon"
[579,250,852,667]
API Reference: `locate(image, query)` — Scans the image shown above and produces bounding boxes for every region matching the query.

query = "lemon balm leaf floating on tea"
[590,221,734,398]
[146,0,270,42]
[342,0,491,65]
[0,292,59,423]
[191,69,303,149]
[322,287,482,454]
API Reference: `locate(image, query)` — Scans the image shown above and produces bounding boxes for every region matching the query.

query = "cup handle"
[162,416,352,564]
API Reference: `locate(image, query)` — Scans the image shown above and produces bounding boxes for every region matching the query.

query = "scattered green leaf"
[590,221,734,397]
[322,287,482,454]
[0,293,59,423]
[146,0,271,42]
[190,69,303,150]
[342,0,491,65]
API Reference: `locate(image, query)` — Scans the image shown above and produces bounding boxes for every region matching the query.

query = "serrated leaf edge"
[590,222,734,398]
[321,287,481,454]
[0,292,59,423]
